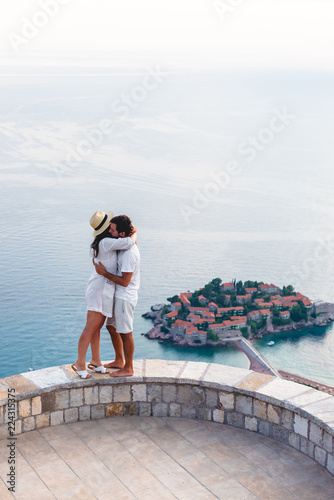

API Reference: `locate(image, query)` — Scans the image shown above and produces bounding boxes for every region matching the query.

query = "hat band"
[94,214,108,232]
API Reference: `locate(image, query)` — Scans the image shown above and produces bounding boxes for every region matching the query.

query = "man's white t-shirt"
[115,244,140,302]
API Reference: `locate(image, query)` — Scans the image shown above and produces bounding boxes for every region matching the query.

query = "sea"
[1,63,334,384]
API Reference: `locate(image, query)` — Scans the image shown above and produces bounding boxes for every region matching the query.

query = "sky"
[0,0,333,69]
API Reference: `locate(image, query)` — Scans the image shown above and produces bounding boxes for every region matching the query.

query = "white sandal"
[88,364,109,374]
[71,364,91,379]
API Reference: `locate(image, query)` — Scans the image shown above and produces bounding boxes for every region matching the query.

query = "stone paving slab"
[1,416,334,499]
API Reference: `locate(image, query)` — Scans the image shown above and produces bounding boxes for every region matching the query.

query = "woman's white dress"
[85,237,135,317]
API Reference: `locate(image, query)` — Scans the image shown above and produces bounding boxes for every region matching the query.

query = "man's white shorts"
[106,298,137,334]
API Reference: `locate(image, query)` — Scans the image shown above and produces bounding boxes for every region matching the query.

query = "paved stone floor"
[1,416,334,500]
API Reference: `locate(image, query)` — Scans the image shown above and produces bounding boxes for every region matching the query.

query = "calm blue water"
[1,66,334,384]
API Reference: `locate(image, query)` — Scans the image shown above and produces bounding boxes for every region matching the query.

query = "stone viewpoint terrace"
[0,360,334,499]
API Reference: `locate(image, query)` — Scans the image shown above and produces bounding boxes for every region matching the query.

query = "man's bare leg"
[104,325,125,369]
[110,332,134,377]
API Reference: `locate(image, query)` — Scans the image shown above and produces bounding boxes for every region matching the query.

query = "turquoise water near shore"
[1,67,334,384]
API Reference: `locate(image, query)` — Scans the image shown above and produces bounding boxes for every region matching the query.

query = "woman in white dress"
[72,210,136,379]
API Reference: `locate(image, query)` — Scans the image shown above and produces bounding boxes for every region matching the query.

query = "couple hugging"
[72,210,140,380]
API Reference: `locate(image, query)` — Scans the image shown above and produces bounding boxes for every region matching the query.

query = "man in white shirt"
[94,215,140,377]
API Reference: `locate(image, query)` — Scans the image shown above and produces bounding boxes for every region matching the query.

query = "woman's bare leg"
[104,325,125,369]
[90,329,102,367]
[75,311,105,371]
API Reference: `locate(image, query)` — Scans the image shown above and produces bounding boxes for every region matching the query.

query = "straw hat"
[90,210,114,236]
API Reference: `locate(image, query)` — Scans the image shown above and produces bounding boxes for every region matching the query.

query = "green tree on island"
[207,329,219,342]
[282,285,295,296]
[167,295,180,303]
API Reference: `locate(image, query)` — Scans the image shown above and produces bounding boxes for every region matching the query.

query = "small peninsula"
[143,278,334,346]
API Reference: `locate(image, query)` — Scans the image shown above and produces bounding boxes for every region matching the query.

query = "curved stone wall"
[0,360,333,476]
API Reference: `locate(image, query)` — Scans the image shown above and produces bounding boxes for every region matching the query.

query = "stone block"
[213,409,225,424]
[323,432,333,453]
[289,432,300,450]
[206,389,218,408]
[139,403,151,417]
[226,411,244,429]
[218,392,234,410]
[91,405,105,419]
[36,414,50,429]
[281,409,294,430]
[22,416,35,433]
[327,453,334,475]
[178,385,192,404]
[314,446,327,467]
[124,403,138,416]
[203,408,212,421]
[267,404,281,425]
[79,406,91,421]
[253,400,266,420]
[245,416,258,432]
[13,420,22,435]
[64,408,79,424]
[132,384,147,401]
[152,403,168,417]
[300,436,314,458]
[258,420,270,436]
[84,387,98,405]
[294,415,309,438]
[0,405,5,425]
[181,405,197,419]
[169,403,180,418]
[19,399,31,418]
[193,387,205,405]
[70,388,83,407]
[235,395,253,416]
[50,411,64,426]
[272,425,289,444]
[0,424,7,439]
[42,392,55,413]
[114,384,131,403]
[99,386,113,404]
[5,403,17,423]
[31,396,42,416]
[162,384,176,403]
[55,390,69,410]
[106,404,123,417]
[309,422,323,446]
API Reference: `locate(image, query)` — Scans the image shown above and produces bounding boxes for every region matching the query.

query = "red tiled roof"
[281,295,298,302]
[173,320,192,328]
[217,307,243,313]
[164,310,178,318]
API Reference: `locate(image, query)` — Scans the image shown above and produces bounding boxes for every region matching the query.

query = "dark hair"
[90,225,112,258]
[111,215,134,237]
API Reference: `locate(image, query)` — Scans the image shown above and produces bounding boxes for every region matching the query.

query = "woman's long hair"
[90,225,112,258]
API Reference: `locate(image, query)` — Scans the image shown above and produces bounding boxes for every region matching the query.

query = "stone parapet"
[0,359,333,476]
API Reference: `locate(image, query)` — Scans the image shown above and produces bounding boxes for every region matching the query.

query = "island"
[143,278,334,346]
